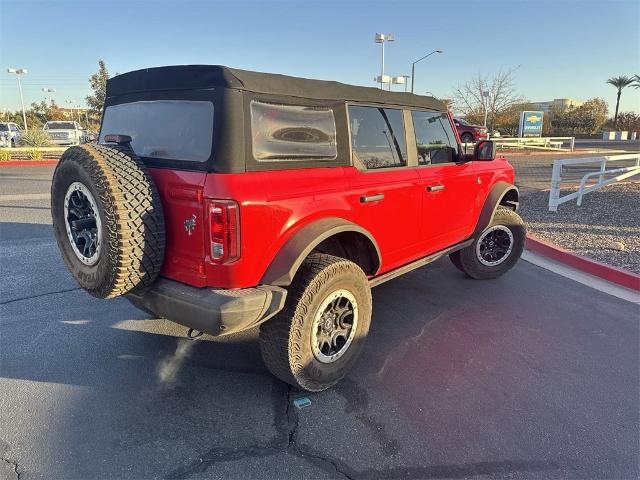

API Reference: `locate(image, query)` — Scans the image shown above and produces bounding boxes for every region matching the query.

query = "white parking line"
[522,251,640,305]
[0,193,51,201]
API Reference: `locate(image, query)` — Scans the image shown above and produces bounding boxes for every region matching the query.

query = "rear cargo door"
[99,97,216,287]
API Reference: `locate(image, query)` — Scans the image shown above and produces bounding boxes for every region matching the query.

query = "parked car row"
[0,121,98,147]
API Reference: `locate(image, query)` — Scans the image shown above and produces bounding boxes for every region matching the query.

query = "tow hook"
[186,328,203,340]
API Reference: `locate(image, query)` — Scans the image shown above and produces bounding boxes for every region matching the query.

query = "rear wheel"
[461,133,474,144]
[449,207,526,279]
[259,253,372,392]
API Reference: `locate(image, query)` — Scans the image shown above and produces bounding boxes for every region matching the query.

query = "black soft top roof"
[106,65,446,111]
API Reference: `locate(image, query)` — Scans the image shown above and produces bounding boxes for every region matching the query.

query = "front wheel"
[449,207,526,279]
[259,253,372,392]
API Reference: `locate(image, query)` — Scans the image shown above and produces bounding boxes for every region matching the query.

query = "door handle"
[426,184,445,192]
[360,193,384,203]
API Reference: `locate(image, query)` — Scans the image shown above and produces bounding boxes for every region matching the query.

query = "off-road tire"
[461,133,474,144]
[449,207,526,279]
[51,144,165,298]
[259,253,372,392]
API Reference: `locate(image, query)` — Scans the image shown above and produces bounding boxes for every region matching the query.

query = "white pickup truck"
[44,121,85,146]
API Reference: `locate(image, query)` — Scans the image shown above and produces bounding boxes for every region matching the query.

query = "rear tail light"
[208,200,240,263]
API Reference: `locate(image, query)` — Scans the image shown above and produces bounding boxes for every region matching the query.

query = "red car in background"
[454,118,489,143]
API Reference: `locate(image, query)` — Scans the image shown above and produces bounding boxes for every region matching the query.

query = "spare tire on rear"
[51,144,165,299]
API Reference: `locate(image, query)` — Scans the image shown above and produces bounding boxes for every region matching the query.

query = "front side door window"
[412,111,478,252]
[412,111,459,166]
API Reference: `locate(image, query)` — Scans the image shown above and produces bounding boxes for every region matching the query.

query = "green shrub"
[26,149,43,160]
[0,149,11,161]
[20,130,52,147]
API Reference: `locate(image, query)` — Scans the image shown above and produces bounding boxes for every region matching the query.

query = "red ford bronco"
[51,65,524,391]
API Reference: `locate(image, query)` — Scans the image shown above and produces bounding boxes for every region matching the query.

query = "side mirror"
[474,140,497,161]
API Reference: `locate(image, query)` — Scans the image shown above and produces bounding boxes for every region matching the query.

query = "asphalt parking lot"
[1,166,638,480]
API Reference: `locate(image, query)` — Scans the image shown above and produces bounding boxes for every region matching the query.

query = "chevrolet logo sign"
[526,115,541,122]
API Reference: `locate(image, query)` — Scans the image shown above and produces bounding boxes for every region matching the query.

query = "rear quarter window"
[250,101,337,162]
[99,100,214,162]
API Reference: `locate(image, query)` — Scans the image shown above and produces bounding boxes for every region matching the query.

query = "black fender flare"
[261,217,381,286]
[473,182,519,237]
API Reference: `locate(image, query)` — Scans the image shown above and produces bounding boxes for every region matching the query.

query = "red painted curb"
[0,160,59,167]
[526,235,640,292]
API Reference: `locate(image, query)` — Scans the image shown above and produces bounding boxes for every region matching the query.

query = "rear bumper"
[126,278,287,336]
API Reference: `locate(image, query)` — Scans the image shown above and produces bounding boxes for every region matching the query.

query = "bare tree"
[450,67,525,130]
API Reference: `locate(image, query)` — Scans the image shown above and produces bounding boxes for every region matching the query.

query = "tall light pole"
[76,105,84,127]
[375,33,395,90]
[7,68,28,132]
[482,90,490,128]
[42,88,56,104]
[410,50,443,94]
[391,76,406,92]
[65,100,76,122]
[401,75,410,92]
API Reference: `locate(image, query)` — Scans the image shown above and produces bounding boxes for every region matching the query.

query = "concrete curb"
[0,160,59,167]
[526,235,640,292]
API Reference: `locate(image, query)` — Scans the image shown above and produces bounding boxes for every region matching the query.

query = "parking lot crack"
[167,383,354,480]
[285,386,299,446]
[295,445,355,480]
[1,287,82,305]
[285,387,354,479]
[1,457,20,480]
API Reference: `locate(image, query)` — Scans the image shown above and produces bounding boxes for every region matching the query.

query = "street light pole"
[402,75,410,92]
[410,50,443,94]
[7,68,28,132]
[375,33,395,90]
[66,100,76,122]
[42,88,56,104]
[482,90,490,128]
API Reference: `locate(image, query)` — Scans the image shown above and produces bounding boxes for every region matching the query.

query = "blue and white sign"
[518,111,544,137]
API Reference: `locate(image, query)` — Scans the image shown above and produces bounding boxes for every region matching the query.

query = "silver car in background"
[44,121,85,146]
[0,122,23,147]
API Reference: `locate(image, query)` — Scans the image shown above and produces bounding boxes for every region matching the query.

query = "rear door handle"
[426,184,445,192]
[360,193,384,203]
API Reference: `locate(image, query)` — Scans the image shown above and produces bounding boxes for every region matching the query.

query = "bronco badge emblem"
[184,214,197,236]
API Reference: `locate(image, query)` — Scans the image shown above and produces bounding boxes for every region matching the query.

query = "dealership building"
[530,98,583,112]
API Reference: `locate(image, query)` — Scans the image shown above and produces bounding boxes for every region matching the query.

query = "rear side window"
[250,101,337,161]
[99,100,214,162]
[412,111,458,165]
[348,106,406,169]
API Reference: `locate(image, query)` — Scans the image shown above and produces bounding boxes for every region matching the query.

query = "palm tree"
[606,75,634,126]
[632,74,640,89]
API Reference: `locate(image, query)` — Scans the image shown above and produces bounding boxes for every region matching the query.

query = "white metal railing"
[491,136,575,152]
[548,153,640,211]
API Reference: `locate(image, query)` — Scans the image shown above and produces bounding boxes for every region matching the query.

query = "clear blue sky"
[1,0,638,115]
